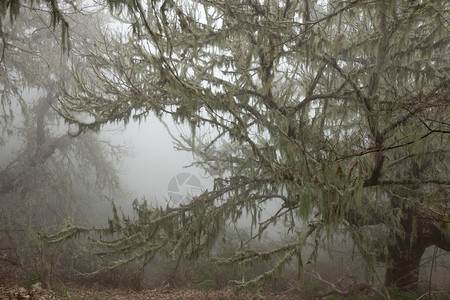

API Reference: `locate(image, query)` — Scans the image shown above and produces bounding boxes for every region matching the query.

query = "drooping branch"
[376,179,450,186]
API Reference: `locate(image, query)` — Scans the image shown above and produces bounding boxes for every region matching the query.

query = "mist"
[1,1,449,299]
[104,118,211,205]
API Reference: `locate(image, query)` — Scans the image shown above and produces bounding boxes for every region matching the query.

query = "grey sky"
[105,116,210,205]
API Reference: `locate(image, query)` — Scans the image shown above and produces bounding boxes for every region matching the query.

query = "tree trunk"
[384,203,424,290]
[385,233,426,290]
[384,205,450,291]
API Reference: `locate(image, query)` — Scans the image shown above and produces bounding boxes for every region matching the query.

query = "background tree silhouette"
[0,2,127,287]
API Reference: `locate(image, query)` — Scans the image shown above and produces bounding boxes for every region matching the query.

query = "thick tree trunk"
[384,206,450,291]
[385,233,426,290]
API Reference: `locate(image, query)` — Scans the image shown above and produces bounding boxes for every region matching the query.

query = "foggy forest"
[0,0,449,299]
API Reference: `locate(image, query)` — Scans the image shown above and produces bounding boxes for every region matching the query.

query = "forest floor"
[0,260,306,300]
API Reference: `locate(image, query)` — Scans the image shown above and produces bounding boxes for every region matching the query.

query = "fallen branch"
[310,271,388,300]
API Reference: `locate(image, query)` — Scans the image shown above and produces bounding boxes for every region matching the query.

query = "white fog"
[106,117,211,205]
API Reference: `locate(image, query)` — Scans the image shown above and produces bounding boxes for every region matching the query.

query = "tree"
[0,1,126,287]
[0,0,139,54]
[45,0,449,293]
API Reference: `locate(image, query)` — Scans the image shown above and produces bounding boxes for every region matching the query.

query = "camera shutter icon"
[167,172,203,205]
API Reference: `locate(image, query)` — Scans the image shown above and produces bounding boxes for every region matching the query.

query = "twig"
[310,271,388,300]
